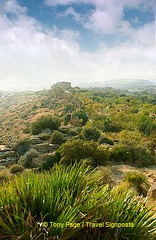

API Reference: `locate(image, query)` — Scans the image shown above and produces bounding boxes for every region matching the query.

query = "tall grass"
[0,163,155,239]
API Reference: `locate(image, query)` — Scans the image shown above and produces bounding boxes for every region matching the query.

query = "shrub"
[0,169,12,183]
[39,134,50,141]
[59,139,109,166]
[0,164,155,240]
[137,116,156,135]
[10,164,24,174]
[124,171,150,196]
[110,145,131,163]
[50,131,65,144]
[74,110,88,126]
[41,153,60,170]
[31,115,60,135]
[81,127,101,141]
[0,166,6,172]
[110,145,155,166]
[103,117,122,133]
[18,149,39,168]
[117,130,141,147]
[63,113,71,125]
[13,138,31,156]
[98,136,114,145]
[129,147,155,167]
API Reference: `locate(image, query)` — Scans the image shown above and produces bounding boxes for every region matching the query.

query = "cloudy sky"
[0,0,155,91]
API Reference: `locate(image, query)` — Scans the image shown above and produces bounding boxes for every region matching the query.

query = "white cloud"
[0,0,155,91]
[59,7,83,22]
[45,0,79,6]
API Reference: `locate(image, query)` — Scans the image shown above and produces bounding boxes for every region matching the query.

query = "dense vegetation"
[0,86,156,239]
[0,164,155,240]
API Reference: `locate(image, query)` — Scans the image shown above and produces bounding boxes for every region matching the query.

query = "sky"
[0,0,155,91]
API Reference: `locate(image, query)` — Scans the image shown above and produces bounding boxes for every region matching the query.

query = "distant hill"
[77,79,155,89]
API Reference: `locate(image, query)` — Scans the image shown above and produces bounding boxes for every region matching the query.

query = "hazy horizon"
[0,0,155,91]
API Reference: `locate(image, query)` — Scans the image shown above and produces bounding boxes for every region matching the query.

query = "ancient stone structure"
[51,82,72,90]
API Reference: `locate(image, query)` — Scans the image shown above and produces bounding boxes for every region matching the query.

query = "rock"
[0,145,16,165]
[0,145,10,152]
[30,136,43,145]
[33,143,59,154]
[0,151,15,160]
[139,184,148,197]
[41,128,52,135]
[148,186,156,200]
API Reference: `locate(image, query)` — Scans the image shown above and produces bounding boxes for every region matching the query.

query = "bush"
[10,164,24,174]
[18,149,39,168]
[81,127,101,141]
[63,113,71,125]
[117,130,141,147]
[13,138,31,156]
[124,171,150,196]
[31,115,60,135]
[0,166,6,172]
[50,131,65,144]
[129,147,155,167]
[41,153,60,170]
[110,145,131,163]
[74,110,88,126]
[0,164,155,240]
[98,136,114,145]
[39,134,50,141]
[59,139,109,166]
[137,116,156,135]
[0,169,12,183]
[110,145,155,166]
[103,117,122,133]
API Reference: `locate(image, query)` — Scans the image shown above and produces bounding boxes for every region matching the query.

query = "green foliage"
[129,147,155,167]
[31,115,60,135]
[18,148,39,168]
[110,145,131,163]
[59,139,109,166]
[10,164,24,174]
[13,138,31,156]
[0,169,12,183]
[124,171,150,195]
[110,145,155,166]
[41,153,61,170]
[0,164,155,240]
[103,117,122,133]
[39,134,50,141]
[137,116,156,135]
[98,136,114,145]
[63,113,71,125]
[118,130,142,147]
[81,127,101,141]
[0,166,6,171]
[74,110,88,126]
[50,131,65,144]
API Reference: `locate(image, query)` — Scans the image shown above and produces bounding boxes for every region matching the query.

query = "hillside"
[0,84,156,239]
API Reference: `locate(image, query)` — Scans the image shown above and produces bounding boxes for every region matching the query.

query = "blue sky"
[0,0,155,90]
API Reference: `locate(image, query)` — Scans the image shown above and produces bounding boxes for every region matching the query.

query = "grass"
[0,163,155,239]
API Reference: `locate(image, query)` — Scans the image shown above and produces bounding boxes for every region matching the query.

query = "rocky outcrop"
[0,145,16,165]
[33,143,59,154]
[30,136,43,145]
[148,185,156,200]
